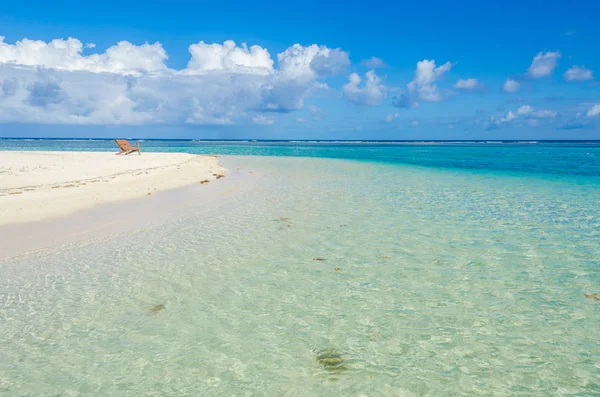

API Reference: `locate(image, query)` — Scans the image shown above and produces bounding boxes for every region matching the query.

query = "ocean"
[1,139,600,395]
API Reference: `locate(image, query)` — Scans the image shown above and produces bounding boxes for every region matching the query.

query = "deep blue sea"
[2,138,600,395]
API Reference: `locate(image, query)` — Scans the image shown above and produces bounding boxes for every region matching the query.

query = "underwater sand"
[1,154,600,395]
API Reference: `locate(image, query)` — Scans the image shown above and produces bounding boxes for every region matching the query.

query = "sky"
[0,0,599,140]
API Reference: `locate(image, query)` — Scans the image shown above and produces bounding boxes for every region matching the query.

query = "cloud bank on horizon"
[0,36,353,126]
[0,35,598,137]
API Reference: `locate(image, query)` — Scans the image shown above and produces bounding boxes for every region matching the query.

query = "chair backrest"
[115,139,132,151]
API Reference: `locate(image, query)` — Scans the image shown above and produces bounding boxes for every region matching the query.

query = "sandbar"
[0,151,226,225]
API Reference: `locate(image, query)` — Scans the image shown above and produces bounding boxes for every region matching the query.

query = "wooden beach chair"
[114,139,141,155]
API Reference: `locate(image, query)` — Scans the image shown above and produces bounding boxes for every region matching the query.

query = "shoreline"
[0,155,260,261]
[0,151,226,225]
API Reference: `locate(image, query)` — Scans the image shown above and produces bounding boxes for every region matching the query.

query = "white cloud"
[384,112,400,122]
[277,44,350,80]
[0,36,168,75]
[361,56,387,68]
[343,70,386,106]
[500,111,517,123]
[407,59,453,102]
[296,117,305,123]
[185,40,273,75]
[186,99,235,125]
[531,109,557,118]
[0,36,350,125]
[587,104,600,118]
[410,120,419,127]
[252,115,275,125]
[527,51,561,78]
[308,105,327,120]
[503,78,520,93]
[564,65,593,81]
[454,78,480,89]
[393,59,453,108]
[0,65,157,124]
[497,105,556,124]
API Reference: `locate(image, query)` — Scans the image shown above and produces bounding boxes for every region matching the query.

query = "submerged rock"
[315,348,347,371]
[150,304,165,314]
[585,293,600,301]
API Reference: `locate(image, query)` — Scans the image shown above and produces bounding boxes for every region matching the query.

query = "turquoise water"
[2,139,600,178]
[1,141,600,395]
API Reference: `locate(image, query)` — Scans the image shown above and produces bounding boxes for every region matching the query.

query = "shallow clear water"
[1,143,600,395]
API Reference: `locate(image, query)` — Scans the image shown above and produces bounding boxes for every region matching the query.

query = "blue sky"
[0,0,599,139]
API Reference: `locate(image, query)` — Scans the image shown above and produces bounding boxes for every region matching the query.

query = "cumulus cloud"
[516,105,557,118]
[343,70,386,106]
[564,65,593,81]
[500,51,561,95]
[408,59,453,101]
[0,63,155,124]
[531,109,558,118]
[454,78,480,89]
[186,104,235,125]
[252,115,275,125]
[527,51,561,78]
[384,112,400,122]
[0,36,168,75]
[503,78,520,93]
[1,78,18,96]
[308,105,327,120]
[277,44,350,80]
[516,105,532,115]
[361,56,387,68]
[588,104,600,118]
[0,36,351,125]
[27,82,66,107]
[500,111,517,123]
[185,40,273,75]
[496,105,557,125]
[393,59,453,108]
[410,120,419,127]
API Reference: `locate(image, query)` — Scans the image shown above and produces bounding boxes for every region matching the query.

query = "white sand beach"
[0,151,226,225]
